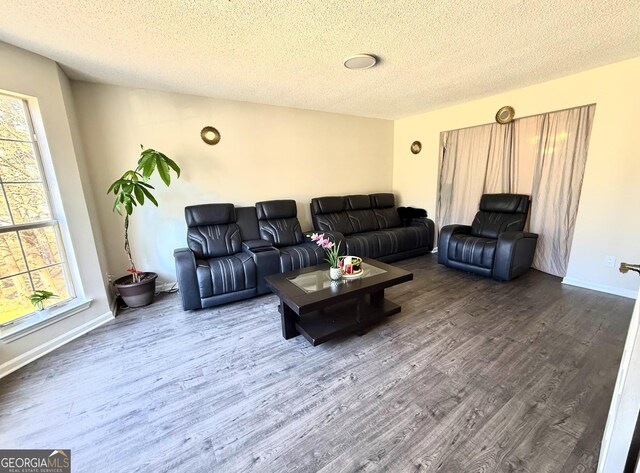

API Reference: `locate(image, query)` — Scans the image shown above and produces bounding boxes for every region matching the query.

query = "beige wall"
[0,41,112,374]
[393,58,640,298]
[71,82,394,283]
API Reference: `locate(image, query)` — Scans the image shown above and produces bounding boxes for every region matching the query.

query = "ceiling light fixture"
[343,54,378,70]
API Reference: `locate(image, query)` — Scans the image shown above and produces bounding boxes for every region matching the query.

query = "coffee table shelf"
[293,297,400,346]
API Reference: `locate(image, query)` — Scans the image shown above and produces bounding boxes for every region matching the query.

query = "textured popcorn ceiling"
[0,1,639,119]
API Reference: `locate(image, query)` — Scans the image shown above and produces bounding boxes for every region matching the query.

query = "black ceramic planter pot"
[114,272,158,308]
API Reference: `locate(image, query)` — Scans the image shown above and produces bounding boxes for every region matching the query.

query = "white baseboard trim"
[0,310,114,379]
[562,277,637,300]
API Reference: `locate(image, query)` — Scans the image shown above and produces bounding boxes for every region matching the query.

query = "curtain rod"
[439,102,597,134]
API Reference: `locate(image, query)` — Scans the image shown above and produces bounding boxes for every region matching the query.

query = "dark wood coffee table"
[265,259,413,346]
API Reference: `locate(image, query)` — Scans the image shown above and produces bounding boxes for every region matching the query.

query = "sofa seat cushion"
[344,232,381,259]
[381,226,431,253]
[196,252,256,298]
[278,243,326,272]
[448,235,496,269]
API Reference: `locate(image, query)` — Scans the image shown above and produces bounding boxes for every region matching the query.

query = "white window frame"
[0,90,90,340]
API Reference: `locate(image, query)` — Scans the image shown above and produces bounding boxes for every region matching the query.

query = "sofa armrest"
[242,239,275,252]
[493,231,539,281]
[243,246,280,295]
[174,248,201,310]
[437,224,472,264]
[408,217,436,251]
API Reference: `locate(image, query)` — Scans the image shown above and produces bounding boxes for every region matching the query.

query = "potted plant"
[310,233,342,280]
[28,290,57,311]
[107,146,180,307]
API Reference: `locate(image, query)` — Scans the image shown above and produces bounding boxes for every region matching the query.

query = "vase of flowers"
[311,233,342,280]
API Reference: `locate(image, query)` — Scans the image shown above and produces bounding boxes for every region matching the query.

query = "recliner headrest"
[370,193,395,209]
[346,195,372,210]
[255,199,297,220]
[479,194,529,214]
[185,203,236,227]
[311,196,346,215]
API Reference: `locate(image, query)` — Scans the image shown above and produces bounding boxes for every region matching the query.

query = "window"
[0,93,74,325]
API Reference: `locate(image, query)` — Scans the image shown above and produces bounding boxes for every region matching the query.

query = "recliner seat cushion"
[187,223,242,258]
[278,243,326,272]
[196,253,256,298]
[448,235,496,269]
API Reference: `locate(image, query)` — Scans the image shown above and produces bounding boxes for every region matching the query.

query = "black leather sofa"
[437,193,538,281]
[310,193,434,262]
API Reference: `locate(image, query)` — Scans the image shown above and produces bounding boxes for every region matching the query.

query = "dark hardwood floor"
[0,255,634,472]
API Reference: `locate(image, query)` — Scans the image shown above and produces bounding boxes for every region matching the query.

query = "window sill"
[0,298,93,343]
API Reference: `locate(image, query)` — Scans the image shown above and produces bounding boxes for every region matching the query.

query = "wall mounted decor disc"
[201,126,221,145]
[495,106,515,124]
[411,141,422,154]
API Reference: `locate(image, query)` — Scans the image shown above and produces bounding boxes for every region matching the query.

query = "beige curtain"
[437,104,595,277]
[438,123,513,227]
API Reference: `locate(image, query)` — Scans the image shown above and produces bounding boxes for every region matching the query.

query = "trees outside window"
[0,93,73,324]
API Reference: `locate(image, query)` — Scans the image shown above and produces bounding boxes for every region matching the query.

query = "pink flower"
[310,233,320,241]
[325,241,334,249]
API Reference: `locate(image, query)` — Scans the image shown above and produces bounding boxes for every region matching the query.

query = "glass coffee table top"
[287,262,387,294]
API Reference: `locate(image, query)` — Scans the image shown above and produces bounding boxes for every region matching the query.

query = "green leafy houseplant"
[28,290,56,311]
[107,146,180,283]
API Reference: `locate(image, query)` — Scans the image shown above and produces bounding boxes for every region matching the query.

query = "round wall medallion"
[495,106,515,124]
[410,141,422,154]
[201,126,221,145]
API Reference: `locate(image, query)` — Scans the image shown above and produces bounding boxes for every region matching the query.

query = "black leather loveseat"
[437,193,538,281]
[173,203,280,310]
[310,193,434,262]
[174,200,344,310]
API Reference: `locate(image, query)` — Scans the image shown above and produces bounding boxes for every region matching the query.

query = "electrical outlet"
[605,256,616,268]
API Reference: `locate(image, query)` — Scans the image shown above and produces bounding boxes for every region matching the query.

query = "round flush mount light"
[343,54,378,70]
[201,126,221,145]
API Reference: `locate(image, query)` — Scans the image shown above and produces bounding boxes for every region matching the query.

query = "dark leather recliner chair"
[255,199,339,272]
[438,194,538,281]
[174,203,279,310]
